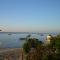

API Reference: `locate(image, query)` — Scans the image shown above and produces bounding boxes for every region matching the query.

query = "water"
[0,32,57,48]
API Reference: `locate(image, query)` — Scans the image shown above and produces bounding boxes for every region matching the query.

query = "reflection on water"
[0,32,57,48]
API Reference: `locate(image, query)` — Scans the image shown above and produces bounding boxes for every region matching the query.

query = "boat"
[8,33,12,35]
[37,33,44,36]
[19,38,26,40]
[20,34,31,40]
[26,34,31,38]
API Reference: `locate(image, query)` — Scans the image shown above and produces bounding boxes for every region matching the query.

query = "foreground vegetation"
[23,34,60,60]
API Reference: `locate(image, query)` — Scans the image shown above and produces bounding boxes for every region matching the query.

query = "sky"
[0,0,60,32]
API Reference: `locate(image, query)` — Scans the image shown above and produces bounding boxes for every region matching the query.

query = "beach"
[0,48,24,60]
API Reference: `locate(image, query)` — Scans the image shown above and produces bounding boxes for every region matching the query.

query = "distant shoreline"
[0,32,58,34]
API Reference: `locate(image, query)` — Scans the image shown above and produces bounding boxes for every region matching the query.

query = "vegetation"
[23,38,43,54]
[23,34,60,60]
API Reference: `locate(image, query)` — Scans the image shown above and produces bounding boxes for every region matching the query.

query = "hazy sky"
[0,0,60,32]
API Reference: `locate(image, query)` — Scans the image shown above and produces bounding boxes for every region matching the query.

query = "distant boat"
[37,33,44,36]
[20,34,31,40]
[8,33,12,35]
[19,38,26,40]
[26,34,31,38]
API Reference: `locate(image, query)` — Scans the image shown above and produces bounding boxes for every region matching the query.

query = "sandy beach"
[0,48,24,60]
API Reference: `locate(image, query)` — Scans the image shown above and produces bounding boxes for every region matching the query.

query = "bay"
[0,32,57,48]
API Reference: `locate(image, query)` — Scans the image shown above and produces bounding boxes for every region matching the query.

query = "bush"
[23,38,43,54]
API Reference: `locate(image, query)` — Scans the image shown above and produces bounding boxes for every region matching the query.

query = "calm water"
[0,32,57,48]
